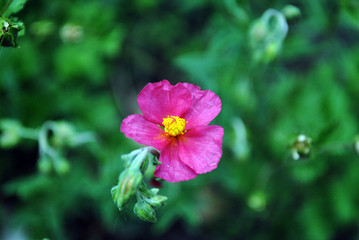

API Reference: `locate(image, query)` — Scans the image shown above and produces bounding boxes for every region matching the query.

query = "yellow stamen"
[162,116,187,137]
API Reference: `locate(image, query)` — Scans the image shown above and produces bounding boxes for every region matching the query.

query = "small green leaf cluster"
[0,0,27,47]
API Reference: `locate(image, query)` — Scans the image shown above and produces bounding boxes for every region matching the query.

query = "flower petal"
[154,139,197,182]
[182,83,222,129]
[178,125,224,174]
[121,114,169,150]
[137,80,192,124]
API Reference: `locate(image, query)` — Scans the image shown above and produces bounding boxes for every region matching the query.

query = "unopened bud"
[248,191,267,212]
[38,156,52,174]
[112,169,143,210]
[282,5,301,19]
[53,157,70,175]
[133,201,157,223]
[291,134,312,160]
[249,9,288,63]
[0,119,22,148]
[50,122,77,148]
[145,194,168,208]
[263,41,280,63]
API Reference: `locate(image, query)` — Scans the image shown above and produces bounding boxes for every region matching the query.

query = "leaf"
[2,0,28,17]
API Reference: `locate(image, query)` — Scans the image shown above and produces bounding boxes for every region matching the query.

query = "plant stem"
[19,128,39,140]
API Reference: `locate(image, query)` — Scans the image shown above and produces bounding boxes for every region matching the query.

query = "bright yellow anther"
[162,116,187,137]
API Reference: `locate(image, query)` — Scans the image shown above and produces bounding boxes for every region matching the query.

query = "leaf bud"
[133,201,157,223]
[112,169,143,210]
[282,5,301,19]
[53,157,70,175]
[248,191,267,212]
[50,122,77,148]
[38,155,52,174]
[145,194,168,208]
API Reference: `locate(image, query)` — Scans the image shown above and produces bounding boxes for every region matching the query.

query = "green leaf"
[2,0,28,17]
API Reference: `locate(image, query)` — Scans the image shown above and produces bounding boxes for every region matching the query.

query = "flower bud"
[282,5,301,19]
[0,17,24,47]
[248,191,267,212]
[112,169,143,210]
[263,41,281,62]
[0,119,22,148]
[53,157,70,175]
[133,201,157,223]
[50,122,77,148]
[38,156,52,174]
[249,9,288,63]
[145,194,168,208]
[291,134,312,160]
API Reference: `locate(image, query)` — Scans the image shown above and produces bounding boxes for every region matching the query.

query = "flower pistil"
[162,116,187,137]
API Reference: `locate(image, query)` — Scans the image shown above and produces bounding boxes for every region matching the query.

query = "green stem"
[0,0,13,16]
[19,128,39,140]
[38,121,57,157]
[73,132,96,146]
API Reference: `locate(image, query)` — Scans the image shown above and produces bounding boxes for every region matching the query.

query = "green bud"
[50,122,77,148]
[0,17,24,47]
[282,5,301,19]
[145,194,168,208]
[137,186,167,208]
[150,188,159,195]
[249,9,288,63]
[291,134,312,160]
[133,201,157,223]
[263,42,281,63]
[248,191,267,212]
[112,169,143,210]
[0,119,22,148]
[53,157,70,175]
[38,156,52,174]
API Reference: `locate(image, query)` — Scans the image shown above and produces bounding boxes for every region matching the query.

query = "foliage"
[0,0,27,47]
[1,0,359,239]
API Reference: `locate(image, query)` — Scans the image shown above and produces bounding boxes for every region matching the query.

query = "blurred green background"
[1,0,359,239]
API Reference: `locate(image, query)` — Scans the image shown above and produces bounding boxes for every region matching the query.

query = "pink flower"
[121,80,224,182]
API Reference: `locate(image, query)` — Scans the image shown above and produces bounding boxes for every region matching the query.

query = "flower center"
[162,116,187,137]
